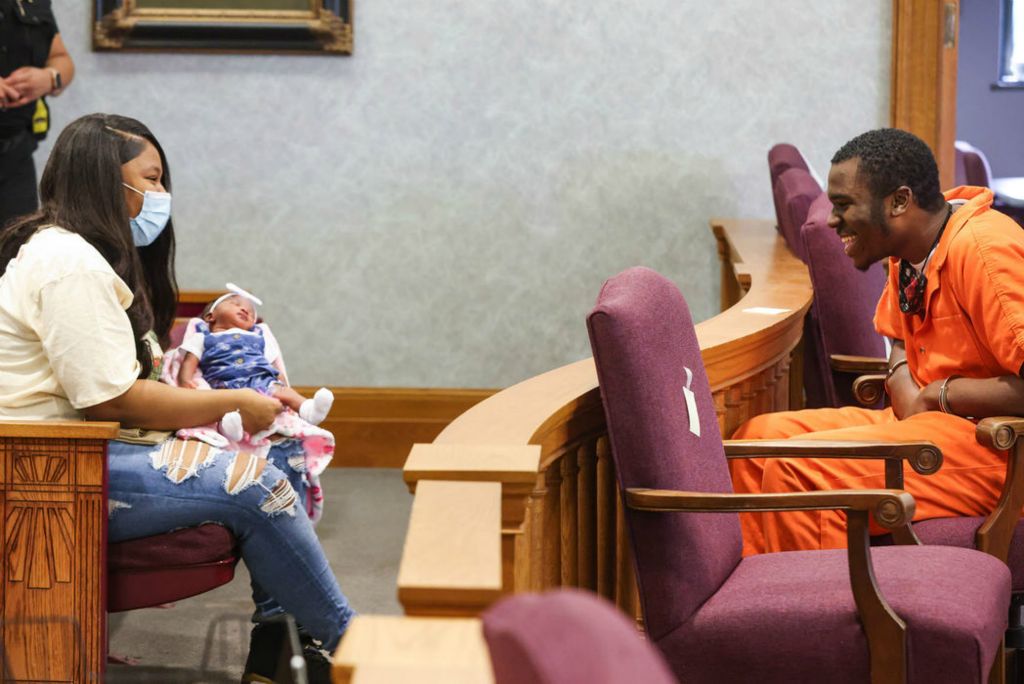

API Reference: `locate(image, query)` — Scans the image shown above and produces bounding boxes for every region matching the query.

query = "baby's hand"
[182,378,199,390]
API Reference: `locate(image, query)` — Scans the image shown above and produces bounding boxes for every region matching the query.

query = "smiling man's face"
[826,157,895,272]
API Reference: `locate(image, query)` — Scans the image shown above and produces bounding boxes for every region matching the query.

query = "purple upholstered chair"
[953,141,1024,227]
[586,266,1011,684]
[800,192,888,408]
[771,167,822,264]
[768,143,811,187]
[483,589,677,684]
[955,140,994,188]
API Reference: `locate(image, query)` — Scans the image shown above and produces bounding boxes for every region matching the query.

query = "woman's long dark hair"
[0,113,178,379]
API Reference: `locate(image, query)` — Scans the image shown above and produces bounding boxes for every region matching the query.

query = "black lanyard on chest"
[898,204,954,317]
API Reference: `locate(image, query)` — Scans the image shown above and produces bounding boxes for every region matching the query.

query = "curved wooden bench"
[398,217,812,617]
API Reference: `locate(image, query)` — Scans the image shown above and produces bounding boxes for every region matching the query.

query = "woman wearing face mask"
[0,113,354,681]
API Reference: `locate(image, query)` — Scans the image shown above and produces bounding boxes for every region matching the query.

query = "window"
[999,0,1024,86]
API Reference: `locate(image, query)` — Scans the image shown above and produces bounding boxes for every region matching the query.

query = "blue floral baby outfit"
[196,321,280,394]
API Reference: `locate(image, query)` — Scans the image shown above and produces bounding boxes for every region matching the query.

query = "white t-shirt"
[0,227,141,420]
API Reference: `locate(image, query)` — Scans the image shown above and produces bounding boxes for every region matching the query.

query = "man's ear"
[890,186,912,217]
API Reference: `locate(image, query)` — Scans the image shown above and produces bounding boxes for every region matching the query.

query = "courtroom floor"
[105,467,412,683]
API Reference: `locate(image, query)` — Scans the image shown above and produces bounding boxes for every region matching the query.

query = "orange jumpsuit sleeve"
[947,221,1024,376]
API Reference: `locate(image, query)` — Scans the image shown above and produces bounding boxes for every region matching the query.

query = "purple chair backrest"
[954,141,992,188]
[587,267,742,642]
[768,142,810,187]
[800,192,887,407]
[772,167,823,263]
[483,589,678,684]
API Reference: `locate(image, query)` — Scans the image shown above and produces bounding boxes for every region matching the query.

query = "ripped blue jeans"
[106,439,355,651]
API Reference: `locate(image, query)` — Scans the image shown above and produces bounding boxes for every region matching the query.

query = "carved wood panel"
[0,438,106,683]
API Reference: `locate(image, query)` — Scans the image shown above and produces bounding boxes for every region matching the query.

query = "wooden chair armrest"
[724,439,941,490]
[724,439,940,472]
[976,417,1024,450]
[0,420,120,440]
[830,354,889,374]
[852,374,887,407]
[627,485,913,677]
[973,417,1024,562]
[625,487,915,529]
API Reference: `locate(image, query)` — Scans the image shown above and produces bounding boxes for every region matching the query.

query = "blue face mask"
[123,183,172,247]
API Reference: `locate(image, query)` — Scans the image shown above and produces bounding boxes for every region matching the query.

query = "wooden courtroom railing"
[336,217,812,681]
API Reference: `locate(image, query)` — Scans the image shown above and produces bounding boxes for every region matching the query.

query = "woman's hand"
[234,390,283,434]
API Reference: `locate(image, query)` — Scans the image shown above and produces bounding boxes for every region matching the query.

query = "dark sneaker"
[300,644,333,684]
[241,621,288,683]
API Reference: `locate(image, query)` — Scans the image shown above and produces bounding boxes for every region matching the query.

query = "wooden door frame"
[891,0,960,188]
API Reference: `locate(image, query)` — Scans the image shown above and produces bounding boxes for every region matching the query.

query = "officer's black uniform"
[0,0,57,229]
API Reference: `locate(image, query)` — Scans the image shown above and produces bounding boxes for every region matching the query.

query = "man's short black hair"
[831,128,946,211]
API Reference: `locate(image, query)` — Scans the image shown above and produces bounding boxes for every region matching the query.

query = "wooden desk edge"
[404,444,542,487]
[0,419,120,440]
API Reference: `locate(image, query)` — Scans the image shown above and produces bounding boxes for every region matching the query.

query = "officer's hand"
[0,81,20,109]
[3,67,52,108]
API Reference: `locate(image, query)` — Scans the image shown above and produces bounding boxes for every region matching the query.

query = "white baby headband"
[210,282,263,314]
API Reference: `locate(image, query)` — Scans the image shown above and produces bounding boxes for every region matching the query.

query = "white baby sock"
[299,387,334,425]
[220,410,244,442]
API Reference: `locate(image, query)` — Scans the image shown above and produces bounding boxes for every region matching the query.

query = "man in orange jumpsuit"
[731,128,1024,555]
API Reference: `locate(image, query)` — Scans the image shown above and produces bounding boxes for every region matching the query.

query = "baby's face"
[207,295,255,331]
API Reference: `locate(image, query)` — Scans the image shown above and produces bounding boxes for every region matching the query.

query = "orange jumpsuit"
[731,187,1024,555]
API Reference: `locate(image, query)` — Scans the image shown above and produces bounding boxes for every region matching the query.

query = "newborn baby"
[177,285,332,441]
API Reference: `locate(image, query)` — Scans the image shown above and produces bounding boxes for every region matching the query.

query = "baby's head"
[204,294,257,332]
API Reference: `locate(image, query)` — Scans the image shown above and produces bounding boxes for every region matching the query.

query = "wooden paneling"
[0,431,108,683]
[891,0,960,188]
[292,387,496,468]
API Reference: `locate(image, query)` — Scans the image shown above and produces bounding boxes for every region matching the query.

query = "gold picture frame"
[94,0,352,54]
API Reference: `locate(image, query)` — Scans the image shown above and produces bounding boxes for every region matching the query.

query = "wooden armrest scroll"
[625,487,915,530]
[853,374,887,407]
[627,485,912,678]
[975,417,1024,451]
[0,419,120,440]
[830,354,889,374]
[974,417,1024,562]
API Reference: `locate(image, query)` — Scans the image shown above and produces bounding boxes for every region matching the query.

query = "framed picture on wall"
[93,0,352,54]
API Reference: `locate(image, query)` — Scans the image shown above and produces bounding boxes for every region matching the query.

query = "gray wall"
[957,0,1024,177]
[41,1,890,388]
